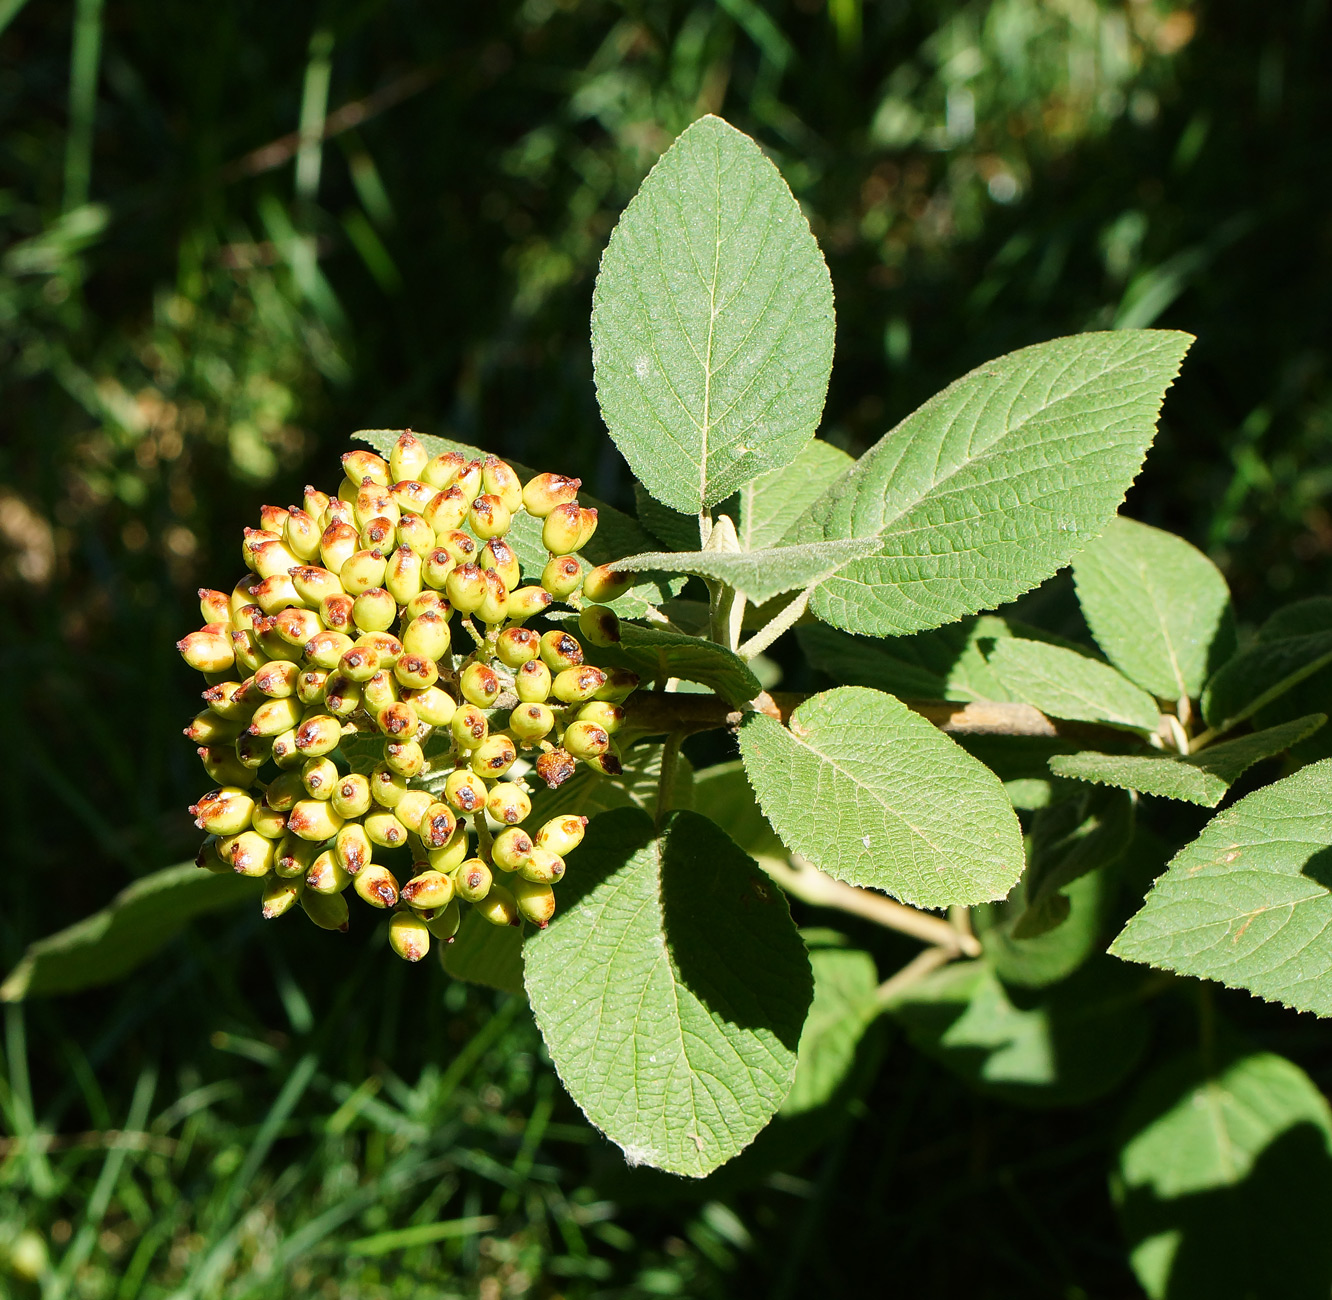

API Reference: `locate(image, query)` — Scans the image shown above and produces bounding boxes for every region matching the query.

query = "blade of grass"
[64,0,105,212]
[346,1214,500,1257]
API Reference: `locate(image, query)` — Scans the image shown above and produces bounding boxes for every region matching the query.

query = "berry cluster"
[178,433,638,961]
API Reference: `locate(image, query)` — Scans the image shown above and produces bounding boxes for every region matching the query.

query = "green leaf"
[888,957,1149,1107]
[781,939,880,1117]
[1110,756,1332,1014]
[1251,601,1332,764]
[0,864,258,1001]
[789,330,1193,637]
[986,637,1161,731]
[1049,714,1326,807]
[1261,596,1332,640]
[524,807,812,1177]
[737,440,853,552]
[738,686,1025,908]
[1114,1050,1332,1300]
[353,428,679,617]
[525,742,694,829]
[689,760,785,866]
[590,115,835,515]
[584,622,761,706]
[1201,630,1332,730]
[440,908,525,996]
[1072,515,1235,701]
[611,536,879,606]
[634,483,702,552]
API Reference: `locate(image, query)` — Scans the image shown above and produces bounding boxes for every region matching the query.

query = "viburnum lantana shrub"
[12,115,1332,1285]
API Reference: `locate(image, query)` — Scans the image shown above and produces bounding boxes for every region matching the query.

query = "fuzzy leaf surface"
[440,909,525,995]
[1110,757,1332,1014]
[789,330,1192,637]
[738,686,1025,908]
[1049,714,1326,807]
[524,807,811,1177]
[736,440,853,551]
[1114,1051,1332,1300]
[987,637,1161,731]
[586,622,761,705]
[1072,515,1234,700]
[590,116,835,515]
[1,864,257,1001]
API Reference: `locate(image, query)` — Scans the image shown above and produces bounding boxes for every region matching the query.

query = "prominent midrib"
[699,143,723,510]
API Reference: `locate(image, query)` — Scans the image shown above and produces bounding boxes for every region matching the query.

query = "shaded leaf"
[440,907,525,996]
[1201,630,1332,730]
[584,622,761,706]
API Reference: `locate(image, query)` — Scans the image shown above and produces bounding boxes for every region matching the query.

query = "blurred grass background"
[2,0,1331,1294]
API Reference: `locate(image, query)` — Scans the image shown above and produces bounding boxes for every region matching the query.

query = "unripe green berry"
[198,744,256,788]
[365,810,410,849]
[270,726,304,769]
[201,678,258,720]
[319,592,356,634]
[443,770,488,815]
[360,515,396,553]
[263,770,306,812]
[334,821,374,875]
[354,863,399,909]
[403,685,455,728]
[541,554,583,599]
[425,898,462,940]
[521,472,580,518]
[474,882,520,927]
[340,549,388,596]
[513,877,556,927]
[275,832,320,879]
[455,460,484,499]
[284,507,323,561]
[468,493,511,540]
[422,450,466,489]
[427,825,470,873]
[354,482,399,531]
[259,503,290,534]
[385,545,424,605]
[393,653,439,692]
[338,642,380,681]
[384,738,425,778]
[254,659,301,698]
[514,659,552,703]
[423,485,470,534]
[342,448,391,487]
[185,712,247,751]
[304,484,332,517]
[401,608,451,660]
[377,700,419,739]
[250,800,288,840]
[369,764,408,807]
[581,564,633,604]
[575,507,598,549]
[357,631,403,665]
[435,529,478,565]
[517,846,566,885]
[535,814,587,857]
[331,773,372,819]
[470,733,517,779]
[418,801,458,849]
[224,830,276,877]
[552,666,608,705]
[476,569,510,626]
[403,589,446,621]
[452,858,493,903]
[352,587,397,633]
[300,757,338,800]
[230,572,262,615]
[300,888,349,932]
[229,628,268,673]
[336,476,358,504]
[396,513,436,558]
[249,537,301,581]
[508,701,555,744]
[262,876,301,919]
[361,669,400,715]
[192,786,256,835]
[287,798,344,842]
[291,564,343,606]
[540,630,584,672]
[422,547,456,590]
[496,626,539,668]
[298,669,329,705]
[394,789,435,834]
[445,562,487,614]
[402,869,454,911]
[199,588,231,624]
[486,781,531,826]
[294,712,342,757]
[305,848,350,895]
[234,732,273,769]
[594,669,640,703]
[582,747,624,777]
[389,911,430,962]
[577,700,625,734]
[390,432,430,483]
[320,520,360,573]
[178,629,236,674]
[197,835,229,873]
[452,704,489,749]
[578,604,620,647]
[459,662,501,709]
[323,673,362,717]
[492,827,534,872]
[249,695,303,737]
[505,585,553,623]
[481,456,523,512]
[251,573,301,615]
[541,501,584,555]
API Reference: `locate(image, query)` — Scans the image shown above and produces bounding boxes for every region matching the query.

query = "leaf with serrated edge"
[738,441,853,551]
[525,807,812,1177]
[1111,757,1332,1014]
[1049,714,1326,807]
[590,115,835,514]
[789,330,1192,637]
[1114,1051,1332,1300]
[584,622,761,706]
[1072,516,1234,700]
[1,864,258,1001]
[611,536,879,606]
[738,686,1025,908]
[987,637,1161,731]
[353,428,680,617]
[1201,630,1332,729]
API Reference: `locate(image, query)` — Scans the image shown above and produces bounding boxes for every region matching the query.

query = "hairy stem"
[472,813,494,864]
[875,947,956,1007]
[737,584,814,661]
[656,732,686,828]
[1189,646,1332,752]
